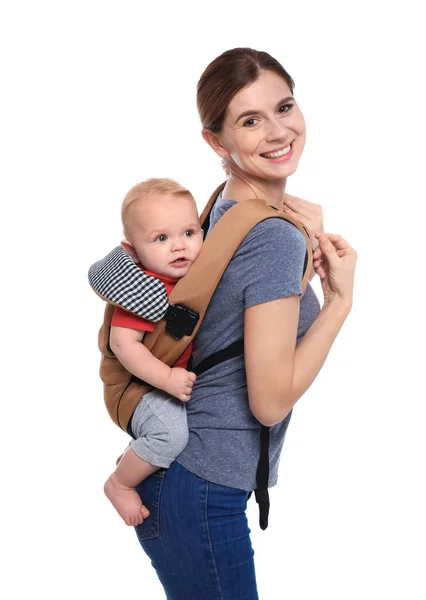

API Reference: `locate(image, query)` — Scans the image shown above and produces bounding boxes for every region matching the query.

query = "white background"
[1,1,425,598]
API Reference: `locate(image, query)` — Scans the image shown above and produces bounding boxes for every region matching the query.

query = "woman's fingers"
[315,235,347,272]
[281,205,299,219]
[337,249,350,257]
[284,195,322,218]
[314,241,351,261]
[282,196,324,251]
[316,234,336,255]
[316,233,354,253]
[312,234,355,295]
[313,244,348,270]
[314,264,326,279]
[313,246,323,259]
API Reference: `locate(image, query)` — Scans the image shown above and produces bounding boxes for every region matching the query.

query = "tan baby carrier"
[89,182,313,529]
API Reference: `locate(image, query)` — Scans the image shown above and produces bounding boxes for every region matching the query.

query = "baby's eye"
[184,230,194,237]
[243,117,258,127]
[155,234,167,242]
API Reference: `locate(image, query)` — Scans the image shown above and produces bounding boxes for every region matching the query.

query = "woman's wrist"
[322,294,352,319]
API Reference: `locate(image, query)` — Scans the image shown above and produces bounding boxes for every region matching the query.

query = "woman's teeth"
[262,144,291,158]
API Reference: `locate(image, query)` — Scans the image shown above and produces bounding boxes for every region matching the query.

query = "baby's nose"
[172,238,185,251]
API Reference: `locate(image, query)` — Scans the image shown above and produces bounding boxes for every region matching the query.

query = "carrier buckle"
[165,304,199,340]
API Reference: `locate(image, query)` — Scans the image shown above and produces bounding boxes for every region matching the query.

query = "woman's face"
[218,69,306,181]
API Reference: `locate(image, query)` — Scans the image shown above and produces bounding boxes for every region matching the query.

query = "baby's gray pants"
[130,389,189,468]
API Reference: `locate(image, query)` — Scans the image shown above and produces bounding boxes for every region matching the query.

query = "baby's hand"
[165,368,196,402]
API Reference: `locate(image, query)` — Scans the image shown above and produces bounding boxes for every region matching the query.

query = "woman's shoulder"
[243,214,306,251]
[205,200,308,307]
[236,217,306,304]
[209,197,306,251]
[232,215,307,289]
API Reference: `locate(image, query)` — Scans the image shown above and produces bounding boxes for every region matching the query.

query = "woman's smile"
[260,142,294,161]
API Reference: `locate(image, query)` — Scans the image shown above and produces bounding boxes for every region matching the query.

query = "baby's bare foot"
[104,474,150,526]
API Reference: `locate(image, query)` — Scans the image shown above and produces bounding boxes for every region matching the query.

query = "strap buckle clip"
[165,304,199,340]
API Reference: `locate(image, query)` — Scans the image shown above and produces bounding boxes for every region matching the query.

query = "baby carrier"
[89,182,313,529]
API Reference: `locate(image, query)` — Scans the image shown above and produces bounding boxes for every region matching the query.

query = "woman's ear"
[121,239,139,262]
[201,128,230,159]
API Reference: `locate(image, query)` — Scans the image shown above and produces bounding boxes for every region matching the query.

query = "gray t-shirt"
[176,196,321,491]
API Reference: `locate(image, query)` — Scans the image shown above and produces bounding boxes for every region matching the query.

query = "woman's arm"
[110,326,195,402]
[244,233,356,426]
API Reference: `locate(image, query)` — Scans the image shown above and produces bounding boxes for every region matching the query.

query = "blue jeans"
[134,461,259,600]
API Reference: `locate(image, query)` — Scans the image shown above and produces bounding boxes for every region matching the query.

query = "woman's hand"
[282,194,324,251]
[313,233,357,305]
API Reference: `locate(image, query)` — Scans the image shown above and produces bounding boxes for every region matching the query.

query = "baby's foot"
[104,474,150,526]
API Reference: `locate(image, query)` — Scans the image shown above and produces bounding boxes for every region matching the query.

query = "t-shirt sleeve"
[238,218,307,309]
[111,306,155,332]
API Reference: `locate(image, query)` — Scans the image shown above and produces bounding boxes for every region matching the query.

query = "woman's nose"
[264,117,289,143]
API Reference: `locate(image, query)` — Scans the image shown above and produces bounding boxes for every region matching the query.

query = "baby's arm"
[109,326,195,402]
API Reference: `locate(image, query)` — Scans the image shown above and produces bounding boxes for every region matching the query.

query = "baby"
[103,178,204,525]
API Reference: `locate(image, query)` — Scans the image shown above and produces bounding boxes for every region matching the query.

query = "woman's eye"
[279,103,293,114]
[156,234,167,242]
[243,117,258,127]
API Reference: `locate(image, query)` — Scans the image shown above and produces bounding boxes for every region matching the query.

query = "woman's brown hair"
[197,47,295,133]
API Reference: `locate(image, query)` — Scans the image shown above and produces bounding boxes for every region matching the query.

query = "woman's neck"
[222,174,287,210]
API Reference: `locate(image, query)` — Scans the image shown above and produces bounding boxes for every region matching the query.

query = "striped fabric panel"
[88,246,169,321]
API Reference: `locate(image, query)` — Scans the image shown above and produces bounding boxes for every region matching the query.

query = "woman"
[133,48,356,599]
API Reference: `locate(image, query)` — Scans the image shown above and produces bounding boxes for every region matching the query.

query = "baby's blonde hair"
[121,178,195,238]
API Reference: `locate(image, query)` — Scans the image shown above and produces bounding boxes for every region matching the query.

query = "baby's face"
[126,194,204,279]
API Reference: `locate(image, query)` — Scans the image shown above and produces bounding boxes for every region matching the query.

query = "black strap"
[193,339,244,376]
[193,338,271,530]
[254,426,270,530]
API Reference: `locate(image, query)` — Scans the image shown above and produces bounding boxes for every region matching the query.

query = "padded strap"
[88,246,169,321]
